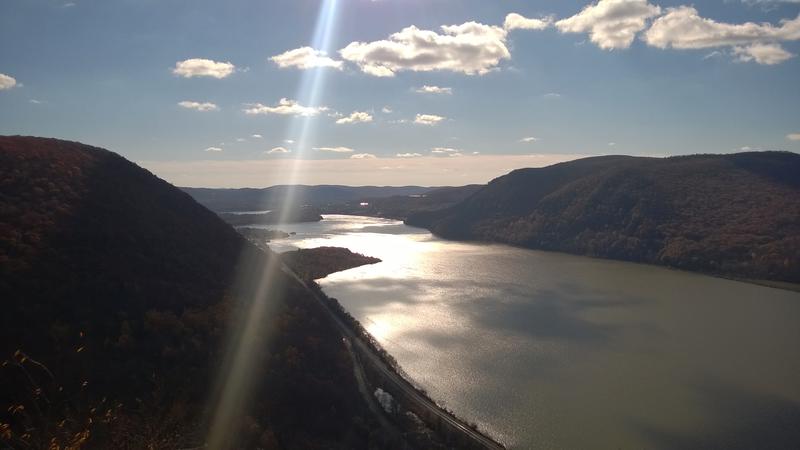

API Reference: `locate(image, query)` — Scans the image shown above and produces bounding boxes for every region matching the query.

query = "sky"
[1,0,799,187]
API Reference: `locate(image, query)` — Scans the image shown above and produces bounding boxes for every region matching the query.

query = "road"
[283,266,505,450]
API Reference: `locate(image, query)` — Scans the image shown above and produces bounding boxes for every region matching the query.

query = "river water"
[268,215,800,449]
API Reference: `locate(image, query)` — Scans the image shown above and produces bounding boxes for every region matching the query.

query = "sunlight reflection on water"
[269,215,800,450]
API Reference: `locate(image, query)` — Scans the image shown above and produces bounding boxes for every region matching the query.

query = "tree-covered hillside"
[408,152,800,284]
[0,136,385,449]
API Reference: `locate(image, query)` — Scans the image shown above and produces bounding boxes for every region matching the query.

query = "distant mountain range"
[0,137,385,448]
[407,152,800,284]
[183,185,432,212]
[321,185,483,219]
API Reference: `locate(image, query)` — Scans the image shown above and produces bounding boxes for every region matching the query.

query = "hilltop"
[0,136,386,449]
[408,152,800,284]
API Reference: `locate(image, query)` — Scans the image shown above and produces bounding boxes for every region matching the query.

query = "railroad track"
[283,266,505,450]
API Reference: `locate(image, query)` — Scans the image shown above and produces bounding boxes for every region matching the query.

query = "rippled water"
[269,215,800,449]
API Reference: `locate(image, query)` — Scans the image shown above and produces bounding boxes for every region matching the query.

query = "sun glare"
[206,1,342,448]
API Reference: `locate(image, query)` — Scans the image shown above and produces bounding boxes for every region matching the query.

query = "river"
[268,215,800,449]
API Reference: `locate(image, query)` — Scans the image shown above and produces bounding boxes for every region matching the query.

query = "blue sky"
[1,0,799,186]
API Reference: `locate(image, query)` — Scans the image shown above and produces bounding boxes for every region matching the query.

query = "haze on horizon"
[1,0,799,186]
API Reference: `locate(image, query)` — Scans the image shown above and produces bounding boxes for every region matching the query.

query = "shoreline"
[298,274,506,449]
[394,218,800,294]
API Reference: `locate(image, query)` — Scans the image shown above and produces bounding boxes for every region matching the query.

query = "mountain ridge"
[0,136,384,448]
[407,151,800,284]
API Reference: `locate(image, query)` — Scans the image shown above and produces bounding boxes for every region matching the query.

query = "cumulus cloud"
[178,100,218,112]
[787,133,800,141]
[645,7,800,49]
[414,114,445,125]
[173,58,235,78]
[415,85,453,95]
[382,106,393,113]
[336,111,374,124]
[204,147,223,152]
[643,6,800,64]
[350,153,377,159]
[251,134,263,139]
[396,152,423,158]
[556,0,662,49]
[0,73,17,90]
[270,46,343,70]
[314,146,355,153]
[339,22,511,76]
[520,137,539,142]
[266,146,290,154]
[733,42,795,64]
[504,13,553,31]
[243,98,328,117]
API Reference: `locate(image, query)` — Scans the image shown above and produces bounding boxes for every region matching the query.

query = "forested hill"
[0,136,382,448]
[407,152,800,284]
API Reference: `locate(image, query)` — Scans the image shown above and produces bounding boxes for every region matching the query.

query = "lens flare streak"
[206,1,342,448]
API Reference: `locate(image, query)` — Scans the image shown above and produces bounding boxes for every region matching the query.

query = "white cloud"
[787,133,800,141]
[733,43,795,64]
[243,98,328,117]
[339,22,510,76]
[251,134,263,139]
[703,50,725,60]
[448,152,464,157]
[543,92,562,98]
[504,13,553,31]
[415,85,453,95]
[432,147,461,154]
[396,152,423,158]
[382,106,393,113]
[336,111,374,124]
[204,147,223,152]
[0,73,17,90]
[556,0,662,49]
[284,139,295,144]
[643,6,800,64]
[29,99,43,104]
[645,7,800,49]
[270,46,344,70]
[520,137,539,143]
[178,100,218,112]
[314,146,355,153]
[414,114,445,125]
[608,142,617,146]
[236,138,246,142]
[266,146,291,154]
[350,153,377,159]
[172,58,235,78]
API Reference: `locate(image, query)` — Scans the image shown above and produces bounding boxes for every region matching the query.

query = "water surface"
[269,215,800,449]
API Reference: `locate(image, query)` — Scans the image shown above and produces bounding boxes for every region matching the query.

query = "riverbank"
[303,278,505,450]
[402,219,800,294]
[278,247,504,449]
